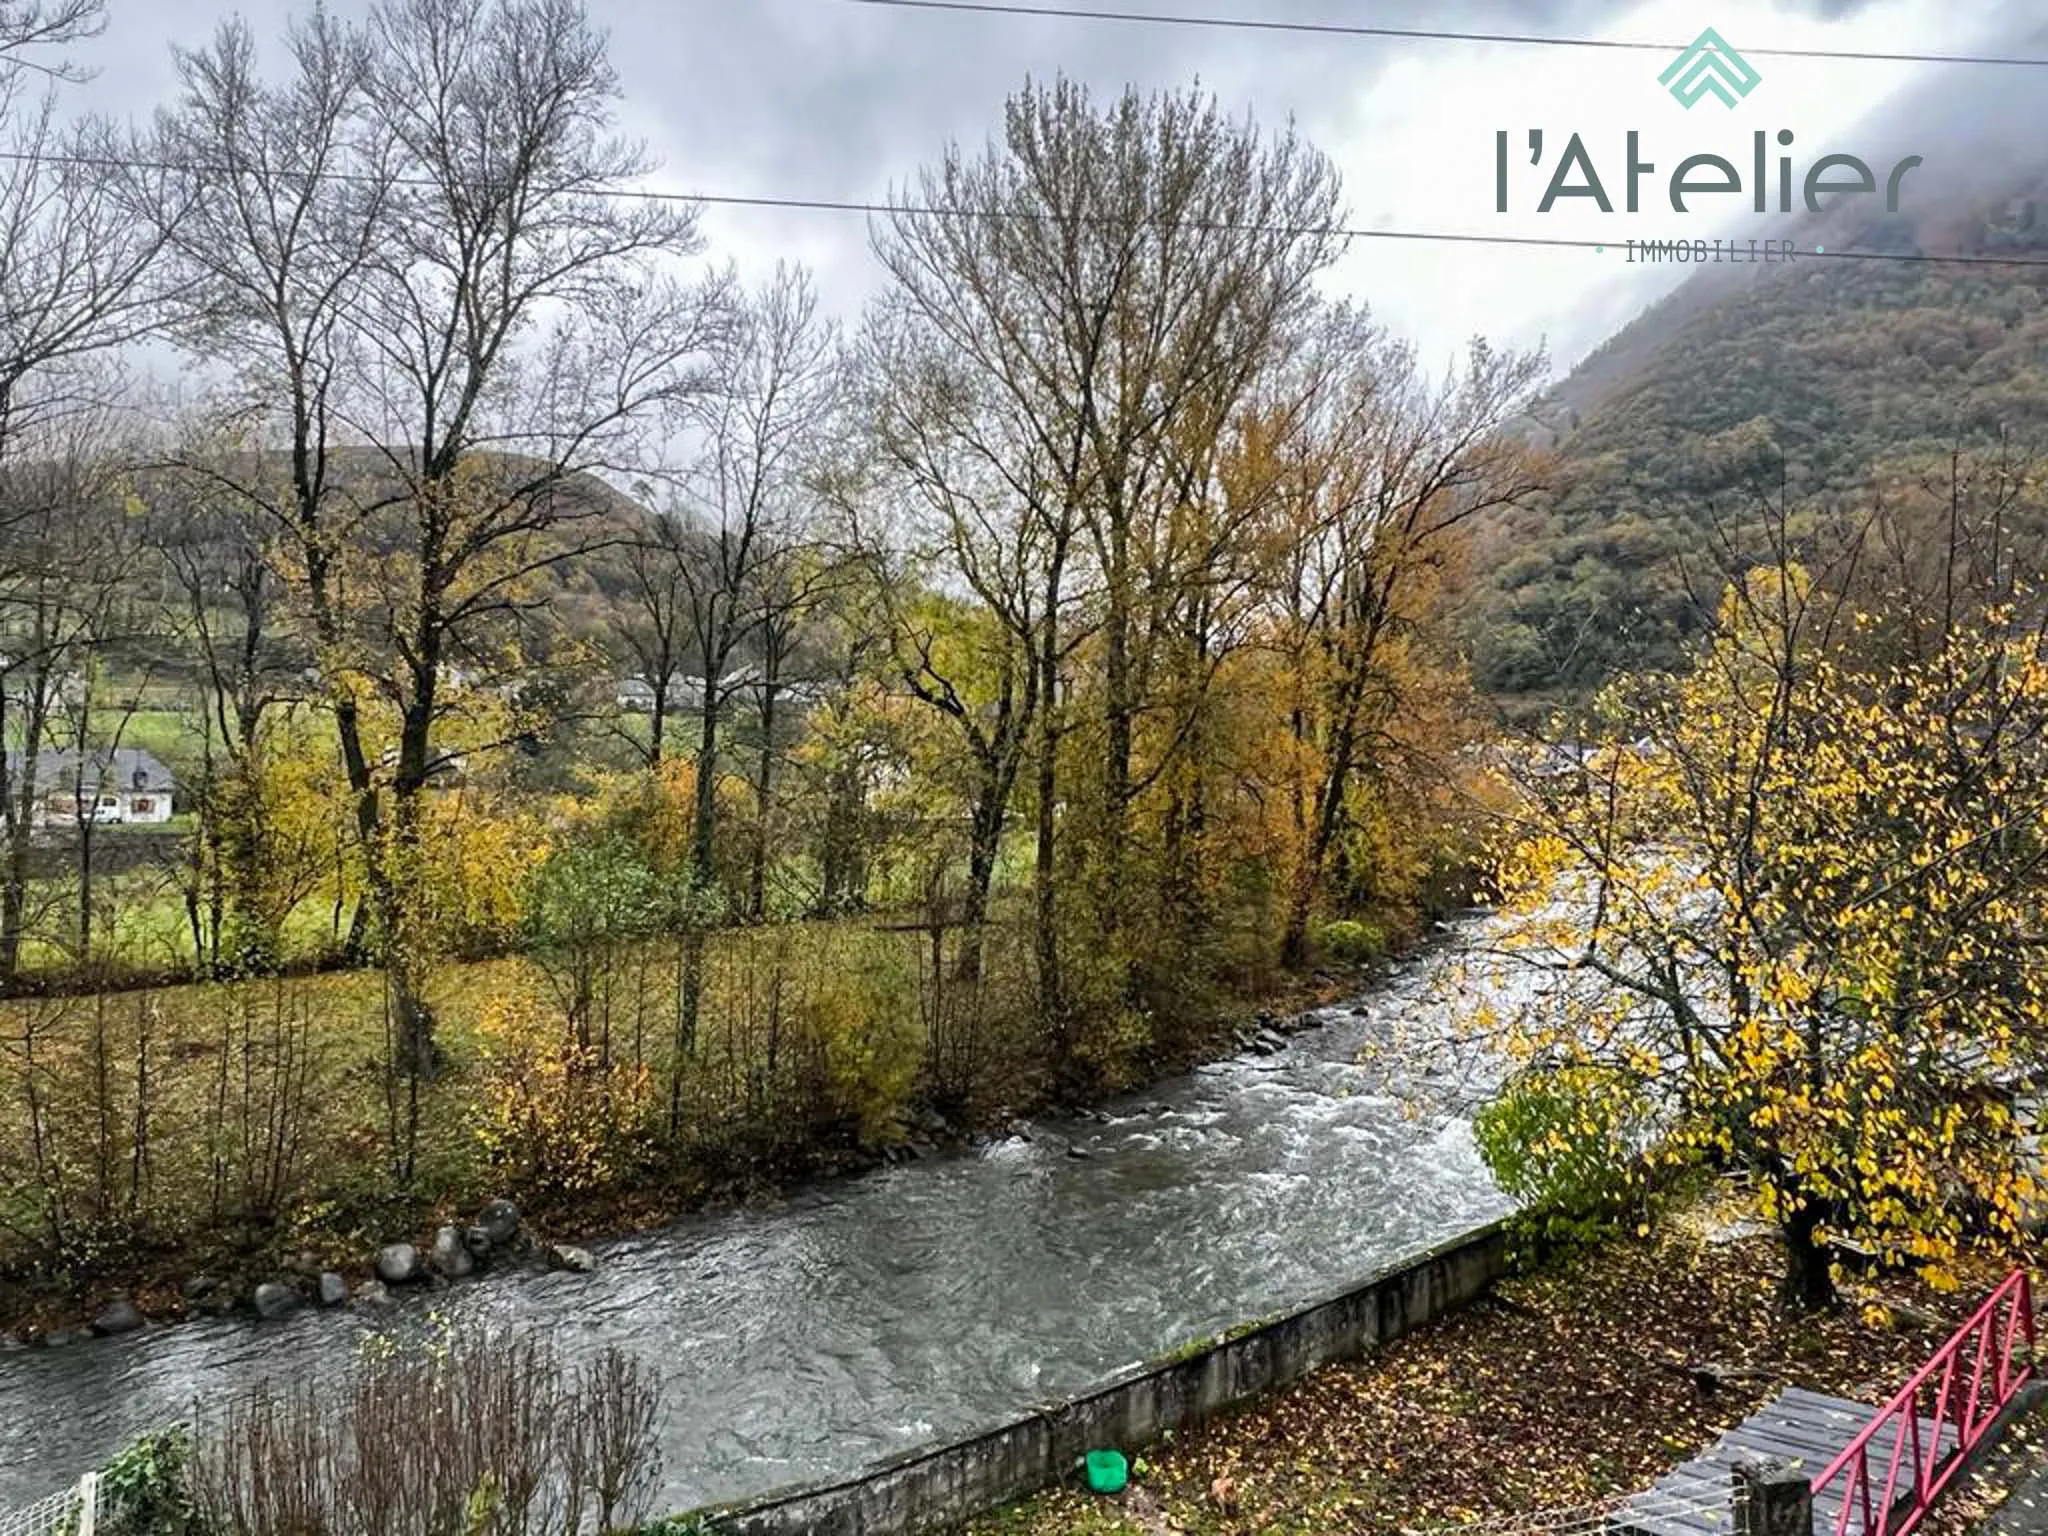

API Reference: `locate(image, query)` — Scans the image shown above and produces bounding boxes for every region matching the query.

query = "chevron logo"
[1659,26,1762,108]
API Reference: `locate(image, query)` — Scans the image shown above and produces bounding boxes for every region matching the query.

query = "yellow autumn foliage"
[471,984,657,1201]
[1482,556,2048,1297]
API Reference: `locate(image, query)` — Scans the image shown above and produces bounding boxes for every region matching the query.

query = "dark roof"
[5,748,175,792]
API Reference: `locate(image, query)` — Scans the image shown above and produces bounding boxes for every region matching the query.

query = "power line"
[12,146,2048,271]
[838,0,2048,69]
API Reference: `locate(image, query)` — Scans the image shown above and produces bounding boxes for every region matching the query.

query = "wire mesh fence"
[0,1473,100,1536]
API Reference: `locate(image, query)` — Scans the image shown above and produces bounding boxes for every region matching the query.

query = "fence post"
[75,1471,98,1536]
[1734,1457,1812,1536]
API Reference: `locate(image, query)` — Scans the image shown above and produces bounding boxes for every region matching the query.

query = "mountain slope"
[1462,177,2048,710]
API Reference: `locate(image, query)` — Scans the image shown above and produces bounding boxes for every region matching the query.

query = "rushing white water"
[0,912,1524,1513]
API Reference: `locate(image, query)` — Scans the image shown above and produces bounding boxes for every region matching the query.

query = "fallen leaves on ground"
[963,1206,2014,1536]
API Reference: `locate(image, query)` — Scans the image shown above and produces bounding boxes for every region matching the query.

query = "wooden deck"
[1611,1387,1960,1536]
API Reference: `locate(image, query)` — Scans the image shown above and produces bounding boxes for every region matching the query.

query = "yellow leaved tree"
[1477,493,2048,1310]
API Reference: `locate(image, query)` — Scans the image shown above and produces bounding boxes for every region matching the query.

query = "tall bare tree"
[142,446,314,972]
[654,261,836,1127]
[611,520,694,767]
[871,76,1346,1034]
[148,0,725,1078]
[0,422,134,979]
[858,311,1045,986]
[141,8,393,965]
[0,8,177,988]
[0,0,103,84]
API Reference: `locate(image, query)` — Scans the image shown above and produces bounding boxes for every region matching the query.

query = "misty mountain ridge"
[1461,38,2048,710]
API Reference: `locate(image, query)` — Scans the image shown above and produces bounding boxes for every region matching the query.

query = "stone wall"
[689,1218,1510,1536]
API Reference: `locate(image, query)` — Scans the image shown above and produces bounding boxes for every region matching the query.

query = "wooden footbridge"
[1616,1270,2035,1536]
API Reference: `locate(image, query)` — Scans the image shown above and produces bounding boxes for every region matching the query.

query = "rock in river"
[352,1279,392,1310]
[316,1273,349,1308]
[545,1242,596,1274]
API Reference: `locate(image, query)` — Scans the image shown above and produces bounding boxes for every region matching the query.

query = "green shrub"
[76,1427,203,1536]
[1473,1064,1653,1258]
[1312,918,1387,966]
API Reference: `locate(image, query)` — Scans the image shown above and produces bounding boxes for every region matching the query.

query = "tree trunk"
[1778,1194,1837,1313]
[1281,699,1362,969]
[957,773,1006,983]
[669,680,724,1132]
[818,761,863,916]
[1034,549,1066,1038]
[0,688,48,984]
[384,682,443,1079]
[649,685,669,766]
[748,682,778,922]
[1033,671,1062,1034]
[0,843,27,981]
[669,923,707,1137]
[76,815,94,966]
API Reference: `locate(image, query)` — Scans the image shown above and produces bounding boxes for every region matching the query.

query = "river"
[0,913,1517,1513]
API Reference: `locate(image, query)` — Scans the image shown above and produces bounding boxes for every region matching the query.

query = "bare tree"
[0,21,178,986]
[743,539,848,921]
[612,517,694,767]
[0,0,103,86]
[45,500,150,973]
[142,446,318,972]
[655,261,836,1128]
[858,312,1045,987]
[141,8,395,966]
[0,406,137,982]
[148,0,725,1080]
[870,75,1345,1036]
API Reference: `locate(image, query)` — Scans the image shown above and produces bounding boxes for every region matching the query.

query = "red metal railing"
[1811,1268,2036,1536]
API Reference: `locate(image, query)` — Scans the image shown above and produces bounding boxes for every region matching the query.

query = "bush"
[1312,918,1387,966]
[192,1323,662,1536]
[473,986,659,1203]
[1473,1064,1654,1256]
[77,1428,203,1536]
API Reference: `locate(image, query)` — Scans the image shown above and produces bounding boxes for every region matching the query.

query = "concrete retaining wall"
[688,1218,1510,1536]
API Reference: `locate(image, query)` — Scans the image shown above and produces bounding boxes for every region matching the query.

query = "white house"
[5,748,177,827]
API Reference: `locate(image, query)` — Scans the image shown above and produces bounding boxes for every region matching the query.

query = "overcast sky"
[68,0,2024,388]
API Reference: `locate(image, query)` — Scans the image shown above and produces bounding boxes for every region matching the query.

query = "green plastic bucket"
[1084,1449,1128,1495]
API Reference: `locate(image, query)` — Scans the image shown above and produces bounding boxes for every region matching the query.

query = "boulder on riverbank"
[253,1282,301,1320]
[430,1225,475,1280]
[375,1243,421,1284]
[317,1272,349,1308]
[181,1276,235,1316]
[477,1199,521,1247]
[91,1299,145,1336]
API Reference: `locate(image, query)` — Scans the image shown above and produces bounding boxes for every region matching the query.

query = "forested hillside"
[1464,169,2048,711]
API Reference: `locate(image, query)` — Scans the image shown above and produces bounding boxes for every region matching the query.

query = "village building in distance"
[2,747,177,830]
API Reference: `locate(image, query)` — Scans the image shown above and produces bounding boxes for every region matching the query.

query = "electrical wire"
[835,0,2048,70]
[8,148,2048,272]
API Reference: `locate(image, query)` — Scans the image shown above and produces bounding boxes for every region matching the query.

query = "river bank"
[0,912,1513,1508]
[0,952,1377,1346]
[960,1188,2015,1536]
